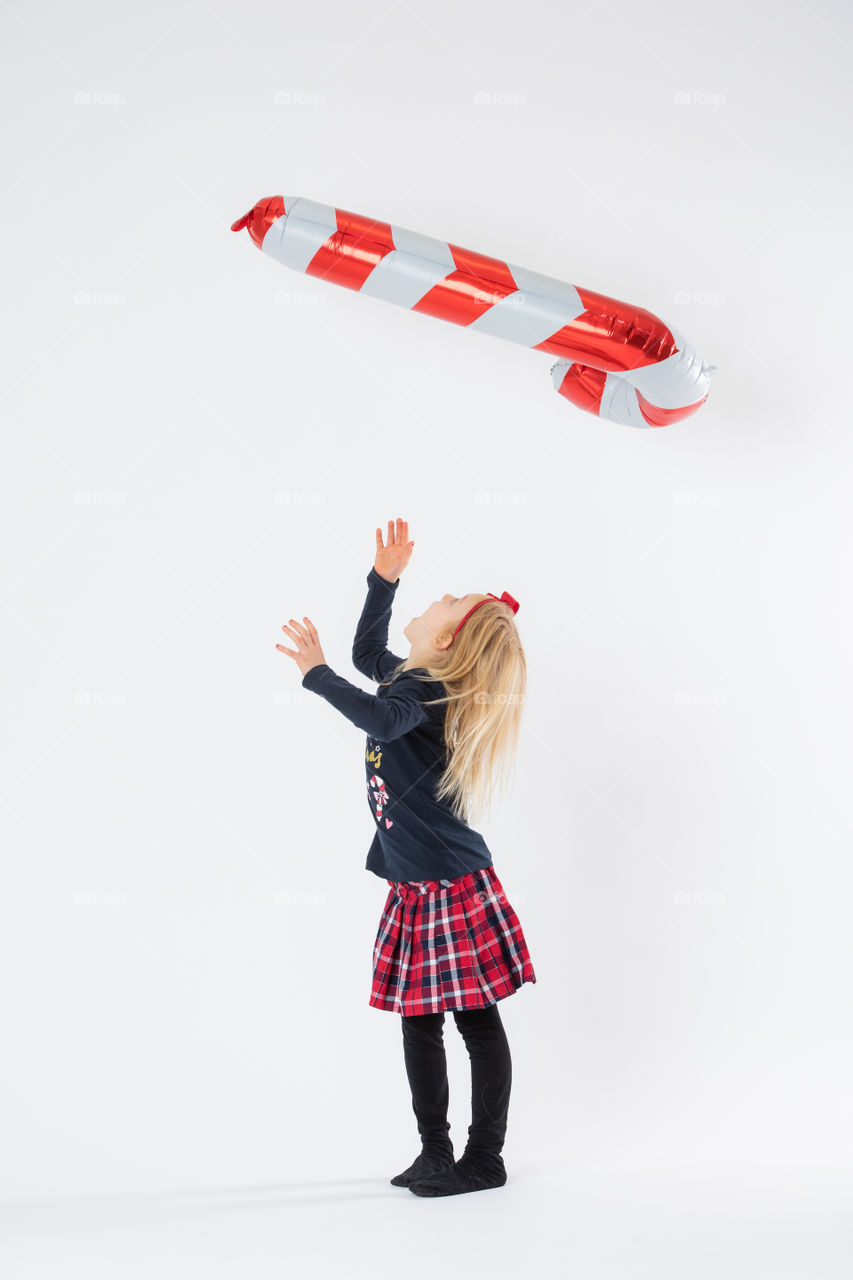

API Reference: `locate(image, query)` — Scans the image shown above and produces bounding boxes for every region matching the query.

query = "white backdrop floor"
[2,1160,849,1279]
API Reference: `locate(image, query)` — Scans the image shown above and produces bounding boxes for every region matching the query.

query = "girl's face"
[403,592,489,655]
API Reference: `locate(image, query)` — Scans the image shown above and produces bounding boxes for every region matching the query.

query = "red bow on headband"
[452,591,520,638]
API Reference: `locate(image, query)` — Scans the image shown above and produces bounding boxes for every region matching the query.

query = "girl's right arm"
[352,519,414,682]
[351,567,406,682]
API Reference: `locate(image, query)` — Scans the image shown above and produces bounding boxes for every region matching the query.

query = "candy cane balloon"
[231,195,717,428]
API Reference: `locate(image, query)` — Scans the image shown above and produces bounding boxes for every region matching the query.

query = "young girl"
[276,517,536,1198]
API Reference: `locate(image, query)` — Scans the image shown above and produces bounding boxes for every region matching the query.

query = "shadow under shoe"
[390,1145,455,1187]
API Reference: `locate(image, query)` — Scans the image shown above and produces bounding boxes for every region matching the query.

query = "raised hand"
[374,518,414,584]
[276,616,327,678]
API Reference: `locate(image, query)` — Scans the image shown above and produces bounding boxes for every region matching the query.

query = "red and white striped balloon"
[231,195,716,428]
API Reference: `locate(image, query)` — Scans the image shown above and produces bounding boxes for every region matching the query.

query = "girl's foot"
[390,1148,455,1187]
[408,1153,507,1197]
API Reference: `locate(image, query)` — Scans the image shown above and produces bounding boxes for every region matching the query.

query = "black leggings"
[400,1004,512,1166]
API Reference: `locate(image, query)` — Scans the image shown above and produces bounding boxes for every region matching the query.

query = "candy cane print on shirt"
[368,774,393,830]
[366,736,393,829]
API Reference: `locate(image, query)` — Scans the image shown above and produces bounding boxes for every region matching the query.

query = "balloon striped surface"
[231,195,716,428]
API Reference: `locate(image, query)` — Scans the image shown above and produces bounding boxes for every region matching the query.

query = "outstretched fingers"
[282,618,309,640]
[378,517,409,549]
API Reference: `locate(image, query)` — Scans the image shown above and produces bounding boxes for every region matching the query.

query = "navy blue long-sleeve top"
[300,567,494,883]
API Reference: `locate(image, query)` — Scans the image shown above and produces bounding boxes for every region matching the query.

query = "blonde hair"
[379,599,526,827]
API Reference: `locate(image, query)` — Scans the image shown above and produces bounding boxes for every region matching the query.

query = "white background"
[2,0,851,1275]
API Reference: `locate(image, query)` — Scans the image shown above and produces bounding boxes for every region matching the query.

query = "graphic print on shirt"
[366,737,393,829]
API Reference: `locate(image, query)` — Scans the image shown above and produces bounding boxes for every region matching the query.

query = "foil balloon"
[231,196,716,428]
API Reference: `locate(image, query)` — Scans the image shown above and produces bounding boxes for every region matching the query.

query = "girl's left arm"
[277,609,419,739]
[301,665,428,740]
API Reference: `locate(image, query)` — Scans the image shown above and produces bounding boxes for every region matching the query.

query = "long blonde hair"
[379,599,526,827]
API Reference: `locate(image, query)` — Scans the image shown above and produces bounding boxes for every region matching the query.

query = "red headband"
[452,591,520,638]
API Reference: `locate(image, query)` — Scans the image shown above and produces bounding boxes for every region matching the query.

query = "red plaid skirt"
[370,864,537,1015]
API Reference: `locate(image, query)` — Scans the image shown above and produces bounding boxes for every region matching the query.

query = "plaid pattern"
[370,864,537,1015]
